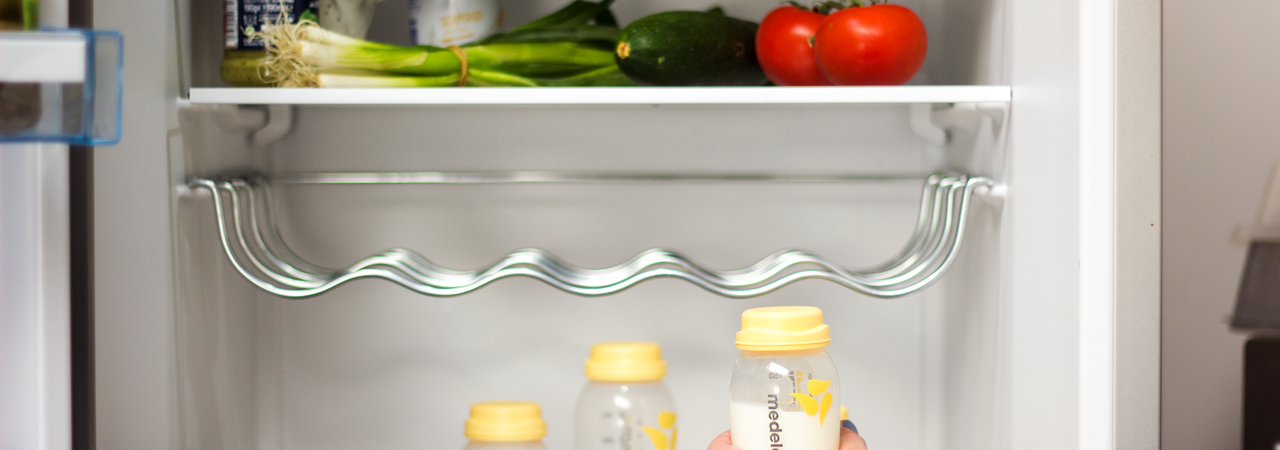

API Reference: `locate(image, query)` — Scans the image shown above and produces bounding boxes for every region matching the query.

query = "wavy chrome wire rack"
[186,173,993,299]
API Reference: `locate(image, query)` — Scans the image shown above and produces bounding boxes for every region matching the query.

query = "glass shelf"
[186,85,1012,106]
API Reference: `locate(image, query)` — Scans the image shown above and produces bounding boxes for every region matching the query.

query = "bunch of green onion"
[258,0,634,87]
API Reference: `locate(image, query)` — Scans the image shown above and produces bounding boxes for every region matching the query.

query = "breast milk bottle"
[464,401,550,450]
[728,306,840,450]
[574,342,678,450]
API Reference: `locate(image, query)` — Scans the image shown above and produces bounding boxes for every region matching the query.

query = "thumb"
[707,430,738,450]
[839,427,868,450]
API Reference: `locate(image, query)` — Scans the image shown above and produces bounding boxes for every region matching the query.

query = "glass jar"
[574,342,677,450]
[728,307,840,450]
[221,0,316,86]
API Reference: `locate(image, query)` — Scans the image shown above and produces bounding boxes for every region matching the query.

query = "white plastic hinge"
[252,105,294,147]
[910,103,947,146]
[911,102,1009,147]
[207,104,294,147]
[211,104,267,131]
[975,183,1008,208]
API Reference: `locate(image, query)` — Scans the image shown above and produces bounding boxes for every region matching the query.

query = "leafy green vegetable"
[257,0,634,87]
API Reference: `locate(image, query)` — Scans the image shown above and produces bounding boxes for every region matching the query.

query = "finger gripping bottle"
[574,342,677,450]
[464,401,550,450]
[728,307,840,450]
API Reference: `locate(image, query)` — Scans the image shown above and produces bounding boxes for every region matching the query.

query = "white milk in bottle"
[728,306,840,450]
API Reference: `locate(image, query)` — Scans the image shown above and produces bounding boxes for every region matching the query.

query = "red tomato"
[812,4,927,85]
[756,6,832,86]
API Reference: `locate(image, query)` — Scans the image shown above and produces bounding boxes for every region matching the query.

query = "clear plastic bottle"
[574,342,678,450]
[464,401,550,450]
[410,0,504,47]
[728,306,840,450]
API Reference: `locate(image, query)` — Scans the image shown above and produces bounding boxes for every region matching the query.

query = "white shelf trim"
[187,85,1012,106]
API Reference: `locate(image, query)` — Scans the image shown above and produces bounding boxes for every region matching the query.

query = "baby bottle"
[728,306,840,450]
[464,401,550,450]
[574,342,678,450]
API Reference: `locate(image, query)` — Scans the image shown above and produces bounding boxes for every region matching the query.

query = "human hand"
[706,428,867,450]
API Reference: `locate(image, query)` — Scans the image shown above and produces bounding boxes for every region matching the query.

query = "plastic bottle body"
[728,349,840,450]
[410,0,504,46]
[463,440,550,450]
[575,381,677,450]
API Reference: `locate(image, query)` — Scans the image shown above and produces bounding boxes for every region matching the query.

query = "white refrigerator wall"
[0,146,71,450]
[88,0,1130,449]
[174,103,1006,450]
[1,4,74,450]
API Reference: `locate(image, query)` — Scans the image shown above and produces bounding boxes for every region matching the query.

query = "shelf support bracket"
[911,103,1010,147]
[251,105,294,148]
[211,104,267,132]
[208,104,294,147]
[911,103,1010,183]
[910,104,948,146]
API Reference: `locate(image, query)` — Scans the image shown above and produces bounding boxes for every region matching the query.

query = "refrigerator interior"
[167,0,1022,449]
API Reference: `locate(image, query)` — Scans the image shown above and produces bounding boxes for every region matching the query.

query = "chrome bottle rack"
[187,172,993,299]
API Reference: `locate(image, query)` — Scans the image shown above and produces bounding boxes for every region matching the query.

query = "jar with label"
[728,306,841,450]
[464,401,550,450]
[221,0,316,86]
[574,342,677,450]
[410,0,502,47]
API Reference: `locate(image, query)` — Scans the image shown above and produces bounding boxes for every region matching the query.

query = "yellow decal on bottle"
[641,427,668,450]
[642,411,678,450]
[659,411,676,429]
[818,392,833,426]
[791,377,834,425]
[807,379,831,396]
[790,393,820,416]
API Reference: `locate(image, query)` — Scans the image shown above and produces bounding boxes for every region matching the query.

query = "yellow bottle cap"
[585,341,667,382]
[841,405,848,421]
[465,401,547,442]
[736,306,831,351]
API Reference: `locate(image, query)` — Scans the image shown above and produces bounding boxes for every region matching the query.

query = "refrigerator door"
[0,145,71,450]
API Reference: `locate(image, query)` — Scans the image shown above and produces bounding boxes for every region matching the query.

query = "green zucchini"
[614,11,767,86]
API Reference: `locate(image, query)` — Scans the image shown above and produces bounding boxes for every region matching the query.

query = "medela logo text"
[766,394,783,447]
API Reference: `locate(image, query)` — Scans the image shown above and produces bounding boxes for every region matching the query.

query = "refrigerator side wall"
[0,146,72,450]
[1009,0,1087,449]
[93,0,184,446]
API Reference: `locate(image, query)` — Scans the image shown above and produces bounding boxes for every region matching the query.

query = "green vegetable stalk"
[256,0,635,87]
